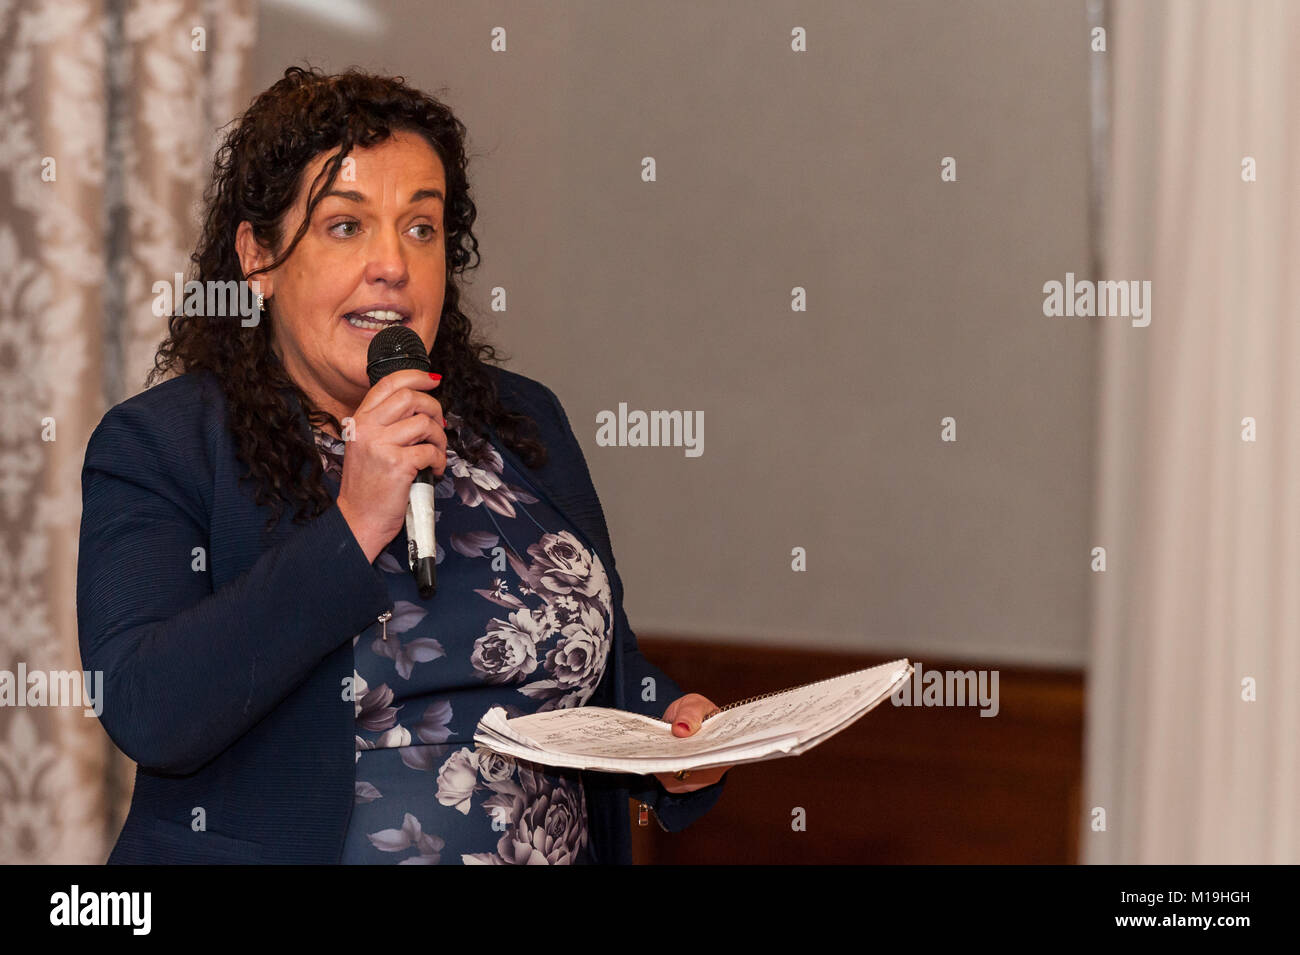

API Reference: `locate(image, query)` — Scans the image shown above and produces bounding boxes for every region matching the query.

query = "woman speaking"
[76,66,729,865]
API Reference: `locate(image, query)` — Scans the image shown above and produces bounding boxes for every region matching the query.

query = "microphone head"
[366,325,430,385]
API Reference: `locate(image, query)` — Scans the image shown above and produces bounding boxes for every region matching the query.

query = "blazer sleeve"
[76,399,392,775]
[538,384,728,831]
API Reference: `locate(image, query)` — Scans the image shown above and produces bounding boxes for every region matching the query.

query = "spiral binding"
[701,669,857,722]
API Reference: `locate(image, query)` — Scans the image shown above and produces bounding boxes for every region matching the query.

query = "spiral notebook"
[472,658,913,775]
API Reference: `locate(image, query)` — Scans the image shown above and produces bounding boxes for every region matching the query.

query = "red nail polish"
[429,372,442,382]
[675,722,690,733]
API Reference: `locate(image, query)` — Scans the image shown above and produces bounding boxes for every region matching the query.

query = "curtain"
[1086,0,1300,863]
[0,0,256,863]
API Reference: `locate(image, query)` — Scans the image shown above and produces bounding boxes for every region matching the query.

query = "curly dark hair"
[147,65,546,532]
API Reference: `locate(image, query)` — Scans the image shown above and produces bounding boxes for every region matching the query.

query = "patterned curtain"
[0,0,256,863]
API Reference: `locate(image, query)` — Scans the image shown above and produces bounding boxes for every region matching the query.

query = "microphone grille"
[366,325,430,385]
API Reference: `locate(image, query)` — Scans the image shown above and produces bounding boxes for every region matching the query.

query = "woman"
[77,66,729,864]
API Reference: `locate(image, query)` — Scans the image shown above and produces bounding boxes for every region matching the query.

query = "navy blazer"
[77,364,725,864]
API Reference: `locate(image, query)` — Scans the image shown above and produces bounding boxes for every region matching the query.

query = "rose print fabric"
[313,412,612,864]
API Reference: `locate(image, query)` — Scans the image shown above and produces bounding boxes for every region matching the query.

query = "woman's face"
[237,130,447,420]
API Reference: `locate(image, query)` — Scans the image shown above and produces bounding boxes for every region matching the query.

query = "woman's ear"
[235,221,275,298]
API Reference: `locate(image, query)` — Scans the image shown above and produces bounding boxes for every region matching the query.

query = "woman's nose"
[363,227,408,284]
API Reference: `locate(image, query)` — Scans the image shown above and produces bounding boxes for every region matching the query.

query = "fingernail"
[429,372,442,382]
[675,721,690,733]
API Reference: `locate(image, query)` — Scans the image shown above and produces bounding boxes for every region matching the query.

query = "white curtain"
[0,0,256,863]
[1086,0,1300,863]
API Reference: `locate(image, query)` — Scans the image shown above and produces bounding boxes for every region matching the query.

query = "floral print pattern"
[317,412,609,864]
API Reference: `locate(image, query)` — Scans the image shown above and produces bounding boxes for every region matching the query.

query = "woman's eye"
[327,220,436,240]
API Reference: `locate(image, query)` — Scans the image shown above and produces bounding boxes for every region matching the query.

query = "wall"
[256,0,1096,666]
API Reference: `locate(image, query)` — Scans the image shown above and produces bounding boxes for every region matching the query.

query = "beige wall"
[256,0,1095,666]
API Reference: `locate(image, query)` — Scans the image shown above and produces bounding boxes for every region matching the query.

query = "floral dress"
[313,412,613,864]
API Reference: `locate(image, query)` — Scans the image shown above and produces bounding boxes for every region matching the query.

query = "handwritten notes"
[473,659,913,774]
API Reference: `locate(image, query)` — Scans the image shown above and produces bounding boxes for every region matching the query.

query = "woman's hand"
[336,369,446,564]
[653,693,735,793]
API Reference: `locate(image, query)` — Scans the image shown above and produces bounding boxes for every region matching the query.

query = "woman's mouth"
[343,309,410,331]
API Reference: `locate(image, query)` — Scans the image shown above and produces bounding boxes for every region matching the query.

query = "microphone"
[366,325,437,599]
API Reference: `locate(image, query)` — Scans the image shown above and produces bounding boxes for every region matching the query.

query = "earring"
[257,293,266,313]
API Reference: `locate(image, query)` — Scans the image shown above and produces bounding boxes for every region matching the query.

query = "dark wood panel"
[625,638,1083,864]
